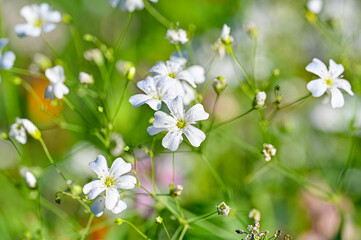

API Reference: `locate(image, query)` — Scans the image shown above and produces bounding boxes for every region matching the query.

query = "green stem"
[144,0,171,28]
[37,189,44,240]
[115,13,133,51]
[337,135,356,191]
[178,225,189,240]
[162,222,171,240]
[9,67,44,78]
[229,48,253,90]
[111,78,130,125]
[41,34,59,58]
[199,153,226,193]
[210,108,254,131]
[251,37,258,87]
[123,220,150,239]
[175,45,183,59]
[8,138,22,159]
[172,151,175,188]
[171,225,183,240]
[80,214,94,240]
[187,212,217,224]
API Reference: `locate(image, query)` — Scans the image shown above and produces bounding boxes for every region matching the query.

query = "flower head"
[44,65,69,100]
[79,72,94,85]
[262,143,276,162]
[83,155,137,217]
[253,91,266,108]
[147,96,209,151]
[15,3,61,37]
[213,24,233,58]
[20,168,37,189]
[9,118,41,144]
[249,209,261,221]
[109,0,158,12]
[165,29,188,45]
[307,0,323,14]
[306,58,353,108]
[217,202,231,216]
[0,38,16,80]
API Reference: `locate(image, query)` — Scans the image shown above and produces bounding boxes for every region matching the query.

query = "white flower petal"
[116,175,137,189]
[129,94,152,108]
[53,83,69,99]
[330,87,344,108]
[111,199,127,214]
[45,65,65,84]
[87,185,106,200]
[148,61,168,75]
[183,125,206,147]
[91,196,105,217]
[136,76,157,95]
[0,38,9,50]
[307,79,327,97]
[147,126,167,136]
[176,70,196,88]
[188,65,205,84]
[305,58,328,78]
[0,51,16,70]
[83,180,103,195]
[185,104,209,123]
[162,130,183,151]
[105,188,120,210]
[182,82,196,105]
[89,155,109,178]
[335,79,354,96]
[109,157,132,178]
[329,59,344,79]
[15,24,41,37]
[153,111,177,128]
[21,119,38,135]
[165,96,185,119]
[146,99,162,110]
[42,24,56,33]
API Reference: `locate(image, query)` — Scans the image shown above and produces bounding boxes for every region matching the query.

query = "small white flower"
[216,202,231,216]
[262,143,276,162]
[220,24,233,44]
[20,169,37,189]
[9,118,41,144]
[248,209,261,221]
[129,76,179,110]
[306,58,353,108]
[254,91,266,108]
[0,38,16,81]
[213,24,233,58]
[79,72,94,84]
[14,3,61,37]
[44,65,69,100]
[307,0,323,14]
[109,0,158,12]
[83,155,137,217]
[147,96,209,151]
[165,29,188,45]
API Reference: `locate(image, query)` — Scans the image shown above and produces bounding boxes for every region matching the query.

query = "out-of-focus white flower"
[254,91,266,108]
[129,76,180,110]
[44,65,69,100]
[307,0,323,14]
[213,24,233,58]
[110,133,126,157]
[109,0,158,12]
[83,155,137,217]
[79,72,94,84]
[0,39,16,81]
[84,49,103,64]
[9,118,41,144]
[20,169,37,189]
[147,96,209,151]
[217,202,231,216]
[165,29,188,45]
[188,65,205,84]
[306,58,353,108]
[248,209,261,221]
[262,143,276,162]
[14,3,61,37]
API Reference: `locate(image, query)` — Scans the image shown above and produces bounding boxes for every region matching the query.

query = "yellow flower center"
[168,73,175,78]
[176,119,186,129]
[104,176,115,188]
[152,94,161,100]
[33,18,44,28]
[325,78,333,86]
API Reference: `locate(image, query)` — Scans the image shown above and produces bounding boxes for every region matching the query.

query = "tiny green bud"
[98,106,104,113]
[124,146,130,152]
[305,10,318,24]
[115,218,123,225]
[62,13,72,24]
[213,76,227,94]
[55,196,61,204]
[72,184,83,195]
[83,34,94,42]
[155,216,163,224]
[1,132,9,140]
[273,68,280,76]
[13,77,23,85]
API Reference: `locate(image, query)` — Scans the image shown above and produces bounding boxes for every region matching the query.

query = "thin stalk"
[37,189,44,240]
[144,0,171,28]
[211,108,254,131]
[9,67,44,78]
[171,225,183,240]
[111,78,130,125]
[337,135,356,191]
[161,222,171,240]
[80,214,94,240]
[175,45,183,59]
[8,138,22,158]
[251,37,258,87]
[41,34,59,58]
[199,153,226,193]
[175,198,184,218]
[115,13,134,51]
[229,48,253,90]
[123,220,150,239]
[187,211,217,224]
[178,225,189,240]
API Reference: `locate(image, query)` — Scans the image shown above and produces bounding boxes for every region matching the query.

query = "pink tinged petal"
[307,79,327,97]
[183,125,206,147]
[53,83,69,99]
[335,79,354,96]
[162,130,183,151]
[185,104,209,123]
[91,196,105,217]
[330,87,344,108]
[89,155,109,178]
[116,175,137,189]
[87,185,106,200]
[129,94,152,108]
[153,111,177,128]
[188,65,205,84]
[83,180,103,195]
[111,199,127,214]
[166,96,185,119]
[329,59,344,79]
[147,126,167,136]
[176,70,196,87]
[105,188,120,210]
[109,157,132,178]
[305,58,328,78]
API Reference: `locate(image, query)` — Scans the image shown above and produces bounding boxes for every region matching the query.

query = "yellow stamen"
[104,176,115,188]
[176,119,186,129]
[33,18,44,28]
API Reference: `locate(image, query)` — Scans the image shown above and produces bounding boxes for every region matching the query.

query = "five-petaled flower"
[9,118,41,144]
[306,58,353,108]
[83,155,137,217]
[15,3,61,37]
[147,96,209,151]
[217,202,231,216]
[0,38,16,83]
[44,65,69,100]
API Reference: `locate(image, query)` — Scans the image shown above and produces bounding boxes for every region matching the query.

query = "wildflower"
[253,91,266,108]
[216,202,231,216]
[262,143,276,162]
[83,155,137,217]
[249,208,261,221]
[109,0,158,12]
[155,216,163,224]
[79,72,94,85]
[0,39,16,82]
[129,76,180,110]
[213,24,233,58]
[306,58,353,108]
[147,96,209,151]
[15,3,61,37]
[9,118,41,144]
[165,29,188,45]
[44,65,69,100]
[307,0,323,14]
[20,169,37,189]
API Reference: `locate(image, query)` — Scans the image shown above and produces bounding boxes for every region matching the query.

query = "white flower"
[44,65,69,100]
[83,155,137,217]
[147,96,209,151]
[110,133,126,157]
[0,38,16,80]
[79,72,94,84]
[109,0,158,12]
[262,143,276,162]
[254,91,266,108]
[307,0,323,14]
[20,169,37,189]
[165,29,188,45]
[216,202,231,216]
[220,24,233,44]
[248,209,261,221]
[9,118,41,144]
[306,58,353,108]
[14,3,61,37]
[129,76,179,110]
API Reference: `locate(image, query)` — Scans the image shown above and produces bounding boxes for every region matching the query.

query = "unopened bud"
[83,34,94,42]
[253,91,266,108]
[155,216,163,224]
[213,76,227,94]
[275,230,282,237]
[13,77,23,85]
[244,22,259,39]
[62,13,72,24]
[23,170,37,189]
[1,132,9,140]
[235,229,244,234]
[170,185,183,198]
[115,218,123,225]
[79,72,94,84]
[284,235,292,240]
[55,196,61,204]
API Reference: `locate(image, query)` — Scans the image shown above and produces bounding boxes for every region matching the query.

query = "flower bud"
[83,34,94,42]
[170,185,183,198]
[262,143,277,162]
[235,229,244,234]
[213,76,227,94]
[1,132,9,140]
[155,216,163,224]
[244,22,259,39]
[23,170,37,189]
[79,72,94,85]
[115,218,123,225]
[216,202,231,216]
[62,13,72,24]
[253,91,266,108]
[13,77,23,85]
[84,49,104,66]
[126,66,136,81]
[55,196,61,204]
